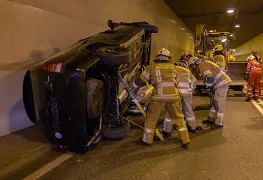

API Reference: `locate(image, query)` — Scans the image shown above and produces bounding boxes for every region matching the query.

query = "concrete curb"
[0,144,52,178]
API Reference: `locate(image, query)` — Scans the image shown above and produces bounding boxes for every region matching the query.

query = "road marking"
[251,99,263,115]
[22,153,73,180]
[258,99,263,105]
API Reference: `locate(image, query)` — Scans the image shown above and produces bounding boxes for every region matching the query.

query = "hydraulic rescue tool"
[117,72,165,141]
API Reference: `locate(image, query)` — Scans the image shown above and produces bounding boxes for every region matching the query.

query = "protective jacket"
[212,55,226,71]
[198,60,232,89]
[138,62,181,102]
[175,65,197,95]
[246,57,262,75]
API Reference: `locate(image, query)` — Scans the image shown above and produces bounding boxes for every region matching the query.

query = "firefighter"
[132,48,191,149]
[245,55,262,101]
[161,53,201,136]
[175,53,202,133]
[212,44,227,72]
[189,55,232,129]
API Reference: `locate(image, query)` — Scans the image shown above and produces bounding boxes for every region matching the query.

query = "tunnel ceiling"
[165,0,263,49]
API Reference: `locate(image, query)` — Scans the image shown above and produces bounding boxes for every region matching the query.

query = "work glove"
[245,74,249,81]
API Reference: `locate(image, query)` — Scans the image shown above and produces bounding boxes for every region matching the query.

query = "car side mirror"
[108,20,114,31]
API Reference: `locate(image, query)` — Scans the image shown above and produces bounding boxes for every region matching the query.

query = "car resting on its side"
[23,20,158,153]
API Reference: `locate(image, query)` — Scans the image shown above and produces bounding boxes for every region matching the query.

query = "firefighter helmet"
[156,48,172,61]
[188,57,199,66]
[180,52,188,61]
[213,44,224,52]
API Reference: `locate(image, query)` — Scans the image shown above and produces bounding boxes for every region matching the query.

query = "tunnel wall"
[0,0,194,137]
[233,32,263,61]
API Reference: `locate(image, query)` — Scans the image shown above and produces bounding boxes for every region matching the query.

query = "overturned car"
[23,20,158,153]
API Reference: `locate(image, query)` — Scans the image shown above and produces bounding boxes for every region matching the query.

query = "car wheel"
[101,120,130,140]
[96,46,131,65]
[137,23,159,33]
[86,79,104,119]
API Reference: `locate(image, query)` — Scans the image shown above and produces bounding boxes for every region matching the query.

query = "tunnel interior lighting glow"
[209,30,213,32]
[235,24,240,28]
[230,34,234,37]
[180,27,185,31]
[226,8,235,13]
[233,49,236,51]
[222,39,227,42]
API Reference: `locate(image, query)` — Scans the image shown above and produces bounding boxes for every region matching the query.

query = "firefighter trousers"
[247,71,262,99]
[208,85,229,126]
[181,95,196,129]
[143,99,190,144]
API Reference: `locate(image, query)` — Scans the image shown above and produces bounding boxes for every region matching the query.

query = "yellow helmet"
[213,44,224,52]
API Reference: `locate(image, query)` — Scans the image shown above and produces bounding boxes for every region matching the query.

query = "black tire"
[137,23,159,33]
[102,120,130,140]
[23,70,37,124]
[86,79,104,119]
[96,46,131,65]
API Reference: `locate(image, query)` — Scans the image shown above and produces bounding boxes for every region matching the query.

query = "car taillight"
[42,63,63,73]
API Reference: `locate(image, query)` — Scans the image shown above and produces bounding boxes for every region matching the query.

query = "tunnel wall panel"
[0,0,194,137]
[233,32,263,61]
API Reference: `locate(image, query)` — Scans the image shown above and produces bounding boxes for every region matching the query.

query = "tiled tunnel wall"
[233,32,263,61]
[0,0,194,137]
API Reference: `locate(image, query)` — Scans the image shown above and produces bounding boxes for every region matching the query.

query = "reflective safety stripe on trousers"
[209,109,216,117]
[186,116,195,121]
[216,112,224,125]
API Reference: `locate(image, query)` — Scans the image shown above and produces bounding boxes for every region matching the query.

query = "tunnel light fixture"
[226,8,235,14]
[233,49,236,52]
[222,38,227,42]
[230,34,234,37]
[235,24,240,28]
[209,30,213,32]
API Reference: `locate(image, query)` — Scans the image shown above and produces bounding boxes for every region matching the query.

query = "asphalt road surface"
[4,95,263,180]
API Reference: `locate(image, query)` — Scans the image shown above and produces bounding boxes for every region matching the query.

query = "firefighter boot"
[136,139,151,146]
[182,142,191,149]
[245,97,252,102]
[187,125,196,133]
[202,119,214,124]
[211,124,223,129]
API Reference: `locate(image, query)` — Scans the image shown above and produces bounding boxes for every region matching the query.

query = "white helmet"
[188,57,198,65]
[156,48,172,61]
[180,52,188,61]
[247,55,255,61]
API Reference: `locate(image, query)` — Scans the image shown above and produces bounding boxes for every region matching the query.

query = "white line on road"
[251,99,263,115]
[22,153,73,180]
